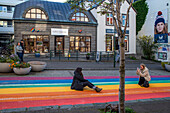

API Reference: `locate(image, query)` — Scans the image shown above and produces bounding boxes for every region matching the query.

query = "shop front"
[13,0,97,57]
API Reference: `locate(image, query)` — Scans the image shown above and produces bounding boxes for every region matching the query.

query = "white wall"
[91,0,136,54]
[138,0,170,44]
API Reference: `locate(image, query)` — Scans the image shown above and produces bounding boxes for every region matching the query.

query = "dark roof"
[13,0,97,24]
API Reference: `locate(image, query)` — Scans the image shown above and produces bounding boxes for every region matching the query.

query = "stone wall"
[14,21,97,54]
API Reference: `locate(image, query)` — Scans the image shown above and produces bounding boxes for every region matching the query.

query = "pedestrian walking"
[71,67,102,92]
[20,40,24,62]
[136,63,151,88]
[16,42,23,62]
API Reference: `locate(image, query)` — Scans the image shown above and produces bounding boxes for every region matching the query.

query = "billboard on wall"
[154,9,168,43]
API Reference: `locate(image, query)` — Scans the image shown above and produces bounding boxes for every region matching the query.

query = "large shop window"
[69,36,91,52]
[124,35,129,51]
[23,35,49,53]
[25,8,47,20]
[106,13,114,25]
[71,12,89,22]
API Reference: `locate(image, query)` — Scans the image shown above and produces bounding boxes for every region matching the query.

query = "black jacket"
[71,71,87,91]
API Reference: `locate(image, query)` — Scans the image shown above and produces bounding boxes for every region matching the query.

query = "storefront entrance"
[55,36,64,54]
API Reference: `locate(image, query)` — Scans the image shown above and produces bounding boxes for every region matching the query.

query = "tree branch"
[123,0,133,37]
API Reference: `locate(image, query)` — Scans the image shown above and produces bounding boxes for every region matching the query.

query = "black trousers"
[138,77,149,87]
[82,81,95,88]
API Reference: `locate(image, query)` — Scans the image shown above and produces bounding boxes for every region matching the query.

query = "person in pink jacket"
[136,63,151,88]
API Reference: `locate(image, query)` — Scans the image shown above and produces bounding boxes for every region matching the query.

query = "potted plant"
[86,53,91,60]
[0,56,14,73]
[10,62,31,75]
[165,62,170,71]
[28,61,47,72]
[9,54,20,63]
[35,49,40,57]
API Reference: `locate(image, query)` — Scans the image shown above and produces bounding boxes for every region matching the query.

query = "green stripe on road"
[0,80,169,89]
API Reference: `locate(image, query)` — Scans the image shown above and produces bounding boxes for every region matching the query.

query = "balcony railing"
[0,26,14,34]
[0,11,14,19]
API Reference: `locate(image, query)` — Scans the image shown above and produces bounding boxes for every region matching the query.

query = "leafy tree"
[68,0,134,112]
[132,0,149,35]
[137,35,158,60]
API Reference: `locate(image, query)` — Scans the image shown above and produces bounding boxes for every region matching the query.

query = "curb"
[1,98,169,113]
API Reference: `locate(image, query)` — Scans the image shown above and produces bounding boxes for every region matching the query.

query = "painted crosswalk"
[0,75,170,110]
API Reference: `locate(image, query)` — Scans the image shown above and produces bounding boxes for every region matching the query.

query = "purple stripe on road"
[0,75,170,80]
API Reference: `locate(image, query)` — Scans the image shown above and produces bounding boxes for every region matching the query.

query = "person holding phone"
[136,63,151,88]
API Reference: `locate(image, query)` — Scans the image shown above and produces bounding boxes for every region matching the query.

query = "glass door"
[55,36,64,54]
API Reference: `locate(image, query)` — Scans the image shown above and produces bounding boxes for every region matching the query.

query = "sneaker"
[95,87,102,92]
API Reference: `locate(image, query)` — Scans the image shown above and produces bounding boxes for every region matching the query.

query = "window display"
[69,36,91,52]
[23,35,49,53]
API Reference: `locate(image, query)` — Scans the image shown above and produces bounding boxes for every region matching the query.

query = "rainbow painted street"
[0,75,170,110]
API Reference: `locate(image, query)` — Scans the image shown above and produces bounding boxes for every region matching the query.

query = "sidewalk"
[24,57,163,70]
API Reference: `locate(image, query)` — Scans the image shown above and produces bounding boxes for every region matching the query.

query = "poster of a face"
[154,9,168,43]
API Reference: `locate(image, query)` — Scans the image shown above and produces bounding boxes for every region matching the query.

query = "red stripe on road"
[0,92,169,110]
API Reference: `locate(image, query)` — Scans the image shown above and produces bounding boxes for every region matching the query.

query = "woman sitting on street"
[136,63,151,88]
[71,67,102,92]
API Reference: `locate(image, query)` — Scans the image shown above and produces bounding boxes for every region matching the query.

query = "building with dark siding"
[13,0,97,56]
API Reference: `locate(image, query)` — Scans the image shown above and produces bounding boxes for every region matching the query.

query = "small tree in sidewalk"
[137,35,158,60]
[68,0,134,112]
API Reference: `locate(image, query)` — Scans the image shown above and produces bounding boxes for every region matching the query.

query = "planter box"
[35,53,40,57]
[0,63,12,73]
[13,67,31,75]
[165,64,170,71]
[28,61,46,72]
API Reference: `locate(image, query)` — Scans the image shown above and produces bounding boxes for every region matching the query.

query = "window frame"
[106,13,114,26]
[69,36,91,52]
[23,35,50,54]
[124,35,129,52]
[71,12,89,22]
[122,14,129,27]
[106,35,113,52]
[24,8,47,20]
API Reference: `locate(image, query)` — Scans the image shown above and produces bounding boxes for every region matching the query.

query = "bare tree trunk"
[119,35,126,113]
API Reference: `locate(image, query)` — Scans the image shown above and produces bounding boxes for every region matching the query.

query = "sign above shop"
[51,28,68,36]
[106,29,129,34]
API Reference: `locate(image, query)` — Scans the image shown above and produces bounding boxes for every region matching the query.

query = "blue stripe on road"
[0,77,170,84]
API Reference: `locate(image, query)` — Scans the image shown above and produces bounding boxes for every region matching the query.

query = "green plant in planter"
[129,56,137,60]
[9,54,20,62]
[86,53,91,55]
[10,62,31,69]
[35,49,40,53]
[86,53,91,60]
[161,62,168,69]
[0,56,14,63]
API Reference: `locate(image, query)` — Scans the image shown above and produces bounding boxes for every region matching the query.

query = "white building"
[138,0,170,61]
[0,0,27,50]
[91,0,137,55]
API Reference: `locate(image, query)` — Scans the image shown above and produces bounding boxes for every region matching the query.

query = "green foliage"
[132,0,148,35]
[0,56,14,63]
[99,107,135,113]
[137,35,158,60]
[129,56,137,60]
[86,53,91,55]
[10,62,31,69]
[0,54,20,63]
[9,54,20,62]
[161,62,168,69]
